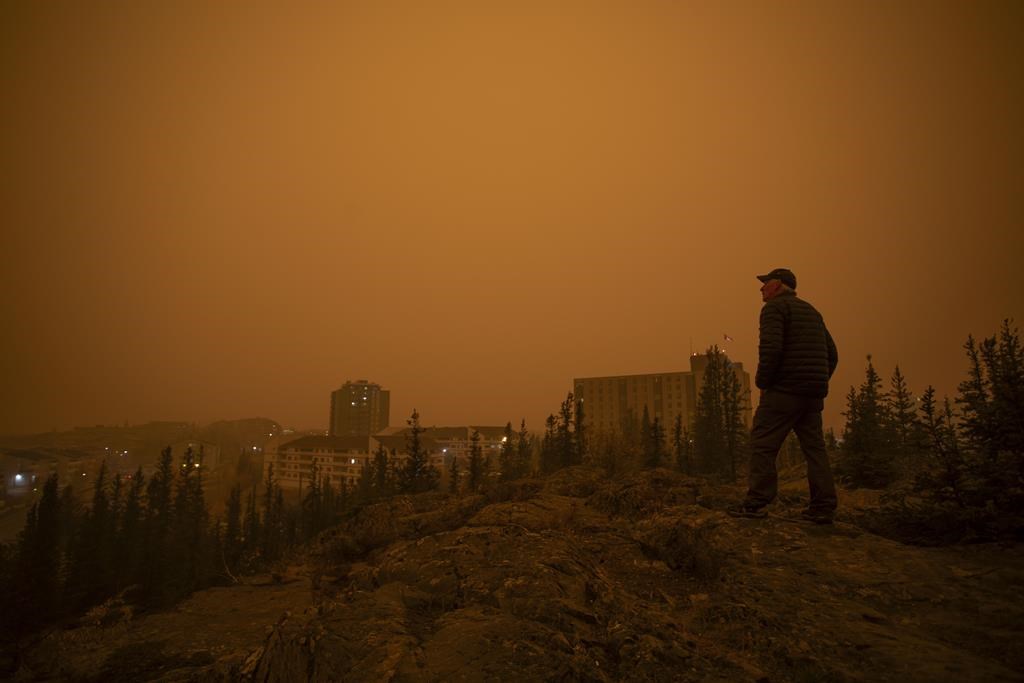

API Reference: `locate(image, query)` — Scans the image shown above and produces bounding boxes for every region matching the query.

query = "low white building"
[263,435,370,492]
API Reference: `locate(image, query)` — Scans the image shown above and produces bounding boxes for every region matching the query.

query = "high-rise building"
[329,380,390,437]
[573,352,752,434]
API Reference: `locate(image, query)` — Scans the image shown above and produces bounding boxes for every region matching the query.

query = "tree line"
[838,320,1023,537]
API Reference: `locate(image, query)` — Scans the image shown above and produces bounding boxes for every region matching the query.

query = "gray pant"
[745,389,837,512]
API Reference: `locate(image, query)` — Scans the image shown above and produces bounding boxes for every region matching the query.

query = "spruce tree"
[373,443,390,497]
[917,387,966,506]
[224,484,243,570]
[693,348,726,474]
[722,359,746,481]
[468,429,485,492]
[356,459,374,503]
[644,416,665,469]
[887,365,921,459]
[14,473,63,631]
[540,414,559,474]
[119,467,145,587]
[517,419,532,477]
[558,393,576,468]
[399,409,438,493]
[574,398,587,464]
[499,421,517,481]
[449,455,460,495]
[841,355,893,487]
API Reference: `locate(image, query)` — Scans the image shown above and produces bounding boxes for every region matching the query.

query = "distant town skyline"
[2,2,1021,438]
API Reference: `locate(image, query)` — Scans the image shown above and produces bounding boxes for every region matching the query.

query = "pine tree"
[224,484,243,569]
[242,488,260,559]
[841,355,894,487]
[722,358,746,481]
[644,416,665,468]
[517,419,532,477]
[119,467,145,587]
[574,397,587,464]
[399,409,438,493]
[468,429,485,492]
[917,387,966,506]
[540,414,559,474]
[67,460,116,608]
[887,365,921,459]
[672,414,684,472]
[261,462,281,561]
[449,455,460,495]
[142,447,175,604]
[172,446,208,597]
[499,421,517,482]
[558,393,576,468]
[373,443,390,497]
[356,459,374,503]
[693,348,726,474]
[13,473,63,631]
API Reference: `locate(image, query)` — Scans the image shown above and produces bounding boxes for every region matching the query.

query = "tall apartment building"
[329,380,390,437]
[573,353,752,434]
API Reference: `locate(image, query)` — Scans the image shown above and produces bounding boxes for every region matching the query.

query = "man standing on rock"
[728,268,839,524]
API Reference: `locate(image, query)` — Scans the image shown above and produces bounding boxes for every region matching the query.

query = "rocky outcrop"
[15,468,1024,682]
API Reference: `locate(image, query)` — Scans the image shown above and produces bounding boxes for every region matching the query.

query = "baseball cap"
[756,268,797,289]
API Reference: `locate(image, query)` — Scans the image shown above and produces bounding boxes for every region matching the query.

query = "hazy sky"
[2,1,1022,437]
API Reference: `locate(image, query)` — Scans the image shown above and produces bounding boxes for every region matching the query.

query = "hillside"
[11,468,1024,682]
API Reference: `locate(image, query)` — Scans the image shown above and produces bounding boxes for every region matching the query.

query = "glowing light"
[501,436,507,442]
[14,474,23,483]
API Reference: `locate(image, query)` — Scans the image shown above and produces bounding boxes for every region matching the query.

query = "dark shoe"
[800,509,834,525]
[727,503,767,519]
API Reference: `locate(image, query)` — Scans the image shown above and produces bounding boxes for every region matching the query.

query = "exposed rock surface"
[14,467,1024,682]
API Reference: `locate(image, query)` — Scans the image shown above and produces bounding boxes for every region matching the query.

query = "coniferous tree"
[373,443,391,497]
[916,387,967,507]
[302,459,322,539]
[841,355,893,487]
[575,397,587,464]
[693,348,726,474]
[243,488,260,559]
[449,455,460,495]
[540,414,559,474]
[468,429,485,492]
[172,446,208,597]
[67,461,116,608]
[516,419,532,477]
[644,416,665,468]
[356,459,374,503]
[499,421,517,481]
[13,473,63,631]
[399,410,438,493]
[887,365,922,461]
[119,467,145,586]
[224,484,243,569]
[558,393,576,468]
[722,359,746,481]
[672,414,684,472]
[142,446,175,604]
[261,463,282,561]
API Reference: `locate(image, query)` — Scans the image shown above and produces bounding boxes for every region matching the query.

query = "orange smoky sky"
[1,1,1022,436]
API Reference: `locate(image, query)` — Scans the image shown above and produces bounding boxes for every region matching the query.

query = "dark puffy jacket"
[756,291,838,398]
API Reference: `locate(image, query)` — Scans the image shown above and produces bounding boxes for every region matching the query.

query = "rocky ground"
[11,467,1024,682]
